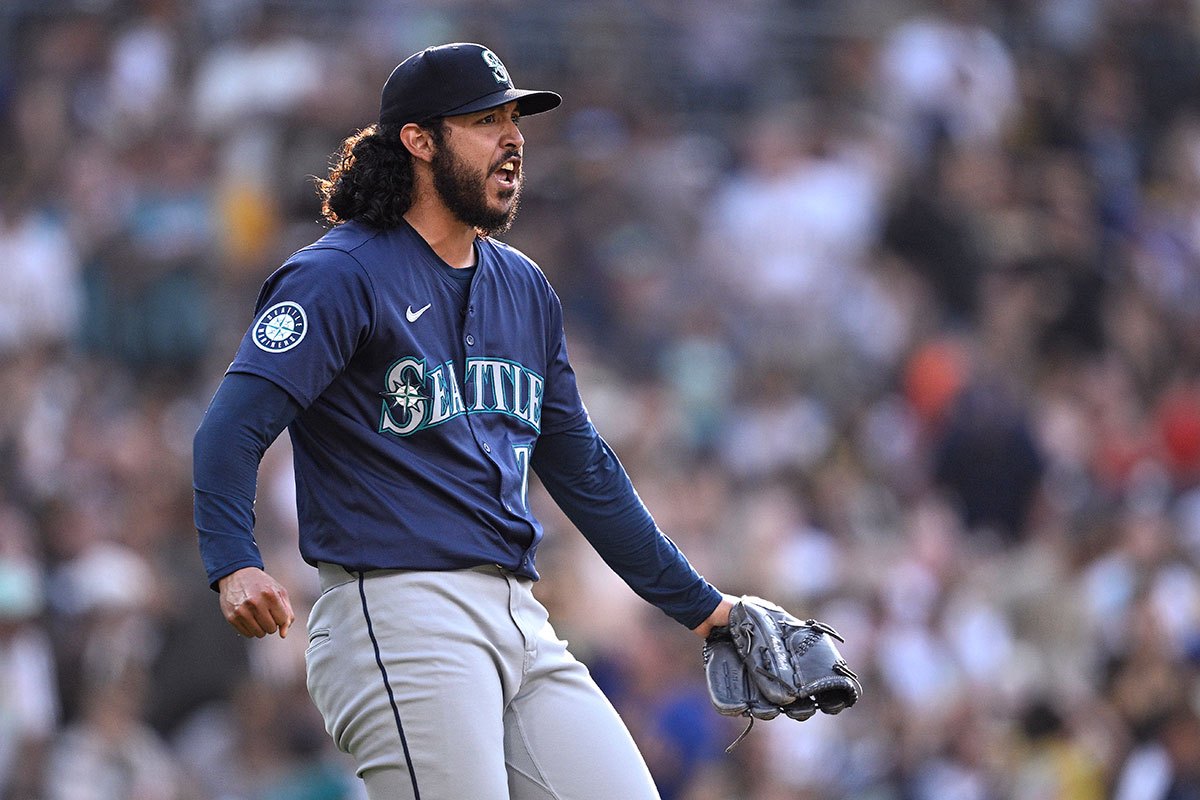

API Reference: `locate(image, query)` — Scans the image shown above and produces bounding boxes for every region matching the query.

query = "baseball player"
[193,43,736,799]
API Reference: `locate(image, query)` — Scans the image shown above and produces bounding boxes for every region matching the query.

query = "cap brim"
[443,88,562,118]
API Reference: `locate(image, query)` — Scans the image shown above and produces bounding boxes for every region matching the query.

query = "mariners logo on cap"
[253,301,308,352]
[482,49,510,85]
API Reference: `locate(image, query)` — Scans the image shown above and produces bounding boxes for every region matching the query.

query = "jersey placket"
[462,274,504,489]
[463,273,537,576]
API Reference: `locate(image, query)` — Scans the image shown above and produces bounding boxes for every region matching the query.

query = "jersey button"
[468,305,475,315]
[465,333,475,346]
[482,442,491,454]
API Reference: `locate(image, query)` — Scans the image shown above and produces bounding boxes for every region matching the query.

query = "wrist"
[692,593,737,637]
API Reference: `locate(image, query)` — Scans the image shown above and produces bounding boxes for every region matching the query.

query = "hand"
[691,593,738,638]
[218,566,295,639]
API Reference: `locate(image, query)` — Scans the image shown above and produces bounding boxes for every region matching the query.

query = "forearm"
[532,420,723,629]
[193,372,301,587]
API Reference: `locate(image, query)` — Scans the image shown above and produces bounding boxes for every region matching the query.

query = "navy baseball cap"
[379,43,561,126]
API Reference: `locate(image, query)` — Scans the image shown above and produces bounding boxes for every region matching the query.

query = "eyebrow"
[480,102,520,117]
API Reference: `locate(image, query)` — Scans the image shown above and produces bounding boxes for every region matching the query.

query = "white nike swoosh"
[406,303,432,323]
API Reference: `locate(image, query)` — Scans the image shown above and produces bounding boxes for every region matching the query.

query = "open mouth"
[495,158,520,187]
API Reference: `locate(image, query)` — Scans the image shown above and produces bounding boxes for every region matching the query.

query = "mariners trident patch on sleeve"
[253,301,308,352]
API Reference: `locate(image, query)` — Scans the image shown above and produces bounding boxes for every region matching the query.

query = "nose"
[503,118,524,149]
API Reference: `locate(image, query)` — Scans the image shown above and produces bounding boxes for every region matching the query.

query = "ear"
[400,122,438,164]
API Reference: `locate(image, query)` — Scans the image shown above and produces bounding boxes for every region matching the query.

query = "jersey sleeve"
[228,247,376,407]
[193,372,302,588]
[536,284,589,435]
[532,417,723,628]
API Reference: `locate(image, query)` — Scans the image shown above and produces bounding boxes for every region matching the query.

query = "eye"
[479,113,495,124]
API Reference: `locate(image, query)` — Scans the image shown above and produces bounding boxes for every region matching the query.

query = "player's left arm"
[531,418,729,631]
[692,594,736,638]
[528,272,730,629]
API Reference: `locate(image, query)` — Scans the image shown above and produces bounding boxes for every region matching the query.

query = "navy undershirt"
[193,371,721,628]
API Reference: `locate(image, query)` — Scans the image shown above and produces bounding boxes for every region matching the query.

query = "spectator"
[0,1,1199,797]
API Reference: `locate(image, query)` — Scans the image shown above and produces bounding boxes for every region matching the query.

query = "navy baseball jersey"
[223,218,585,579]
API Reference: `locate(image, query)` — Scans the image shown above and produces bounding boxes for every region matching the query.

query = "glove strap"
[725,717,755,754]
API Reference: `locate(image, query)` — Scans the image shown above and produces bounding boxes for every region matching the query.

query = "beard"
[431,142,523,237]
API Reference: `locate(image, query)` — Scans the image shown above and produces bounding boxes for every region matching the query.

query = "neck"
[404,188,478,269]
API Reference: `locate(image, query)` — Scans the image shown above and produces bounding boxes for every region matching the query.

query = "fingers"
[219,569,295,639]
[224,593,274,638]
[233,589,293,638]
[232,612,267,639]
[271,587,295,639]
[221,596,264,638]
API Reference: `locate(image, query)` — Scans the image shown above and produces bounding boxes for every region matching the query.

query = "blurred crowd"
[3,0,1200,797]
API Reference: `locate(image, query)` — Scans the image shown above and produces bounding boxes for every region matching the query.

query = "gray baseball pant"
[304,562,661,800]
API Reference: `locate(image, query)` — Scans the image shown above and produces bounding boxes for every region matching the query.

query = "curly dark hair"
[316,121,444,229]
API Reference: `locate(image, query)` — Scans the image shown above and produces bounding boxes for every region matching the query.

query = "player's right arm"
[218,566,294,639]
[193,371,302,638]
